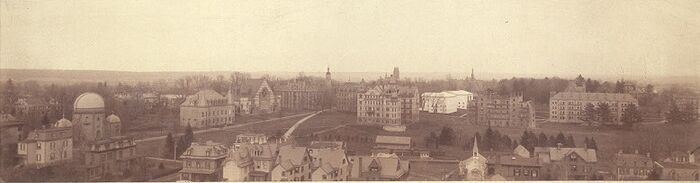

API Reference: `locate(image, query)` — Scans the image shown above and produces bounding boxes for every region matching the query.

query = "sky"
[1,0,698,77]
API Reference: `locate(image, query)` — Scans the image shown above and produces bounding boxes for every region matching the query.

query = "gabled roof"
[352,155,409,179]
[276,145,309,170]
[534,147,597,163]
[314,149,347,171]
[446,90,473,96]
[181,141,229,159]
[238,143,279,159]
[226,148,253,168]
[655,161,700,169]
[181,89,227,107]
[231,79,268,98]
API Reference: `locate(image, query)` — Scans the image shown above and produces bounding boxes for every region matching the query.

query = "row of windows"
[185,160,214,169]
[201,109,233,117]
[513,169,538,177]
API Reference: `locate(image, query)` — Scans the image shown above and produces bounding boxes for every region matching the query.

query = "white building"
[446,90,474,110]
[421,92,458,114]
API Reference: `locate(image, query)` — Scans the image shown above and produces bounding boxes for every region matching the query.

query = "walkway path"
[282,110,324,141]
[136,111,316,143]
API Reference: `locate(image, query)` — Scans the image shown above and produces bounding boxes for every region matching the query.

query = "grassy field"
[136,114,307,158]
[408,161,458,180]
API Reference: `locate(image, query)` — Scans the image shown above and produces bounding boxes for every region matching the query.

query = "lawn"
[408,161,458,180]
[136,115,307,158]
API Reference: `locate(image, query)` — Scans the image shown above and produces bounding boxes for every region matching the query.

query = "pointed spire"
[472,136,480,157]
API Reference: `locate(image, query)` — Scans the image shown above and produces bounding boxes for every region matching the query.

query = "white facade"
[446,90,474,109]
[421,92,458,114]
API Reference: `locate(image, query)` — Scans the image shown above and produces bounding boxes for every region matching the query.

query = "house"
[653,149,700,180]
[234,133,268,146]
[309,148,350,181]
[533,145,598,180]
[223,143,280,181]
[270,145,312,181]
[614,150,653,180]
[348,154,409,180]
[654,161,700,181]
[179,141,229,181]
[160,94,185,109]
[17,118,72,168]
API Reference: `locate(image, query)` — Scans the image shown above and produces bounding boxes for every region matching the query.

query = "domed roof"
[73,92,105,110]
[106,114,121,123]
[54,118,73,128]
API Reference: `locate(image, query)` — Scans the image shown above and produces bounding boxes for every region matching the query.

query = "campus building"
[0,113,23,167]
[334,82,368,113]
[672,94,700,120]
[472,94,536,128]
[17,118,73,168]
[357,84,420,126]
[180,89,236,128]
[223,143,280,181]
[277,68,334,111]
[229,79,279,115]
[549,92,638,125]
[70,92,141,181]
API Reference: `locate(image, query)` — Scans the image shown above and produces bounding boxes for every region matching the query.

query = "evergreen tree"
[566,135,576,147]
[438,126,455,146]
[548,135,557,147]
[555,132,566,146]
[666,102,685,124]
[582,103,597,125]
[429,132,439,149]
[584,137,590,148]
[615,81,625,93]
[597,103,613,124]
[484,127,495,151]
[589,138,598,150]
[538,132,548,147]
[622,104,643,128]
[41,114,50,127]
[163,133,174,159]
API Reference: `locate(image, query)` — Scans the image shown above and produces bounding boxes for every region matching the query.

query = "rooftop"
[375,136,411,145]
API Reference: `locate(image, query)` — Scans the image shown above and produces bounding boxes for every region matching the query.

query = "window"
[514,169,520,176]
[37,154,41,161]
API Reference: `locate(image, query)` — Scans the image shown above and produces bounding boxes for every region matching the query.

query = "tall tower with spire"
[470,68,475,80]
[472,136,480,157]
[325,66,332,87]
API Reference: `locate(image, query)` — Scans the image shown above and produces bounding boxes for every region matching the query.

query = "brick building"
[472,94,535,128]
[549,92,638,125]
[179,90,235,128]
[357,84,419,126]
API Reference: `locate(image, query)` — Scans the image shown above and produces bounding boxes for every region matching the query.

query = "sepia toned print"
[1,0,699,182]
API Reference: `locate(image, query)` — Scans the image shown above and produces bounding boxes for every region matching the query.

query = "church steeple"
[470,68,475,80]
[472,136,480,157]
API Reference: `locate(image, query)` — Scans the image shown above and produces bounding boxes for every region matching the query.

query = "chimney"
[556,143,562,150]
[618,150,623,154]
[635,149,639,154]
[646,152,651,158]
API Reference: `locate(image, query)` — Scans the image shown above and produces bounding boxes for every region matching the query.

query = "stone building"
[472,94,536,128]
[549,92,638,125]
[334,82,368,113]
[70,92,140,181]
[229,79,279,115]
[357,84,419,126]
[13,97,49,116]
[179,141,229,181]
[614,150,653,180]
[277,69,333,111]
[17,118,73,168]
[179,89,235,128]
[533,145,598,180]
[672,94,699,120]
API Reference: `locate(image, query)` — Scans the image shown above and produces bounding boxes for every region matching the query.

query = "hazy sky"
[1,0,698,77]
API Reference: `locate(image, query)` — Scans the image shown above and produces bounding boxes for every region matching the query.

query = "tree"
[565,135,576,147]
[666,102,686,124]
[621,104,643,128]
[162,133,175,159]
[555,132,566,146]
[582,103,597,125]
[429,132,439,149]
[615,81,625,93]
[438,126,456,146]
[588,138,598,150]
[584,137,590,148]
[596,103,613,124]
[41,114,50,127]
[538,132,548,147]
